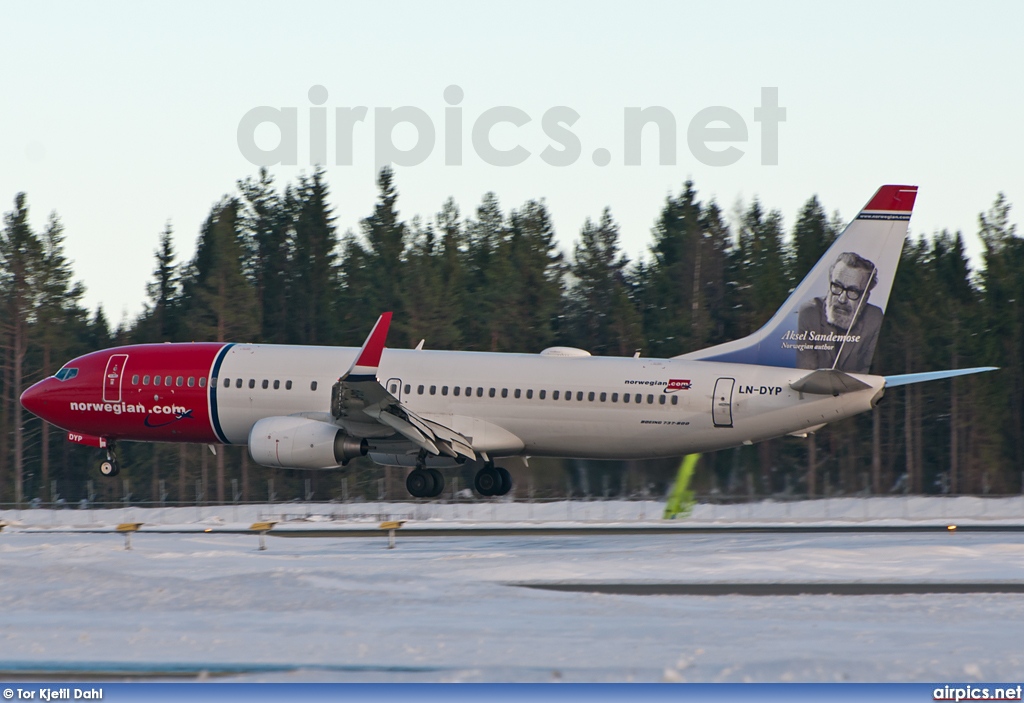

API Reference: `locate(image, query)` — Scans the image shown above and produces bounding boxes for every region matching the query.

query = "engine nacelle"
[248,416,367,469]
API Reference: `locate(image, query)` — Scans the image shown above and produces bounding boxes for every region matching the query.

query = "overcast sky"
[3,0,1021,326]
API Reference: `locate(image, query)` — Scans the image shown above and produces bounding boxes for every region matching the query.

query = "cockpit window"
[54,367,79,381]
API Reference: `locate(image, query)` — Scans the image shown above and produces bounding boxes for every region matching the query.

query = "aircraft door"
[712,377,735,428]
[385,378,403,401]
[103,354,129,403]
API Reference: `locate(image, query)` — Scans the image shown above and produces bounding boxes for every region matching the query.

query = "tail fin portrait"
[680,185,918,374]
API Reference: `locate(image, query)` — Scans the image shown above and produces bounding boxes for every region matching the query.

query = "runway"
[515,581,1024,595]
[1,527,1023,681]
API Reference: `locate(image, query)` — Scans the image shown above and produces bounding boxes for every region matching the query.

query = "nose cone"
[20,380,49,419]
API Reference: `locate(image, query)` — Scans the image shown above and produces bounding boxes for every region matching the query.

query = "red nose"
[20,380,48,419]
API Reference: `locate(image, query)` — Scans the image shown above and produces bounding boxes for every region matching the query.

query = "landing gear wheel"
[427,469,444,498]
[406,469,432,498]
[474,465,501,497]
[99,460,119,477]
[496,467,512,496]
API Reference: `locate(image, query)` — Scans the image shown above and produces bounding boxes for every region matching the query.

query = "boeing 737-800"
[20,185,995,497]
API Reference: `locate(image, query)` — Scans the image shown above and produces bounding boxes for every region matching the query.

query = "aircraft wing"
[330,313,477,460]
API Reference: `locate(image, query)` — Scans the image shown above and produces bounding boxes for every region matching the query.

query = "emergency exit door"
[712,377,735,428]
[386,377,404,400]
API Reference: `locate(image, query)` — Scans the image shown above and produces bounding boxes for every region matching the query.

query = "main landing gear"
[405,460,513,499]
[406,467,445,498]
[474,463,512,497]
[98,442,120,477]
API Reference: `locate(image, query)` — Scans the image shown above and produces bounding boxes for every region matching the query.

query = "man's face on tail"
[826,261,872,330]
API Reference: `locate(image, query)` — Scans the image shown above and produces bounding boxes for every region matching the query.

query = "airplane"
[20,185,996,498]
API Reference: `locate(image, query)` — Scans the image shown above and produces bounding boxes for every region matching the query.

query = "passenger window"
[262,380,269,389]
[526,389,533,399]
[430,385,437,395]
[612,393,618,402]
[273,380,280,390]
[588,391,595,401]
[200,377,207,388]
[659,395,666,405]
[223,378,230,388]
[143,375,151,385]
[647,394,654,404]
[188,377,195,387]
[165,376,172,386]
[236,378,243,389]
[175,376,183,387]
[476,387,483,397]
[311,381,318,391]
[577,391,584,401]
[566,391,572,401]
[154,376,162,387]
[501,388,508,398]
[539,390,545,399]
[600,392,606,402]
[454,386,461,397]
[249,379,255,389]
[489,388,496,398]
[635,394,642,403]
[671,395,678,405]
[404,384,411,394]
[286,380,292,390]
[623,393,630,403]
[442,386,448,396]
[418,385,424,395]
[132,374,140,385]
[513,389,520,399]
[553,390,559,400]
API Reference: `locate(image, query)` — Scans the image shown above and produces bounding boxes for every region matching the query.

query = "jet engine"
[248,416,367,469]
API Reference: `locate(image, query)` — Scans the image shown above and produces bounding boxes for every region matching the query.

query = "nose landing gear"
[98,442,120,477]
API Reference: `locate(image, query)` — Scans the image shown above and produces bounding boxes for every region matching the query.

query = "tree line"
[1,169,1020,505]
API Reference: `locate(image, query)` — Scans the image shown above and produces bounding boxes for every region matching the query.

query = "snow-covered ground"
[4,495,1024,529]
[1,498,1022,682]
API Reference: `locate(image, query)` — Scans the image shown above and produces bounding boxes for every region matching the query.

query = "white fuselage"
[214,344,884,460]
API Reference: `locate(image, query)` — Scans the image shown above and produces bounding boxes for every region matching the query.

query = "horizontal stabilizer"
[790,369,872,396]
[884,367,997,388]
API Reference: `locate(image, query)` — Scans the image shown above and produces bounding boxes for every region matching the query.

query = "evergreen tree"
[502,199,564,351]
[567,208,641,355]
[238,169,291,344]
[399,200,466,350]
[790,195,834,284]
[696,201,734,346]
[641,181,703,357]
[977,194,1023,489]
[33,212,87,496]
[340,168,406,345]
[135,222,180,342]
[461,192,508,350]
[0,193,43,504]
[733,200,788,334]
[184,198,260,344]
[288,167,339,345]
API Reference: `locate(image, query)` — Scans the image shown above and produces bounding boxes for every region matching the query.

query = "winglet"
[345,313,392,380]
